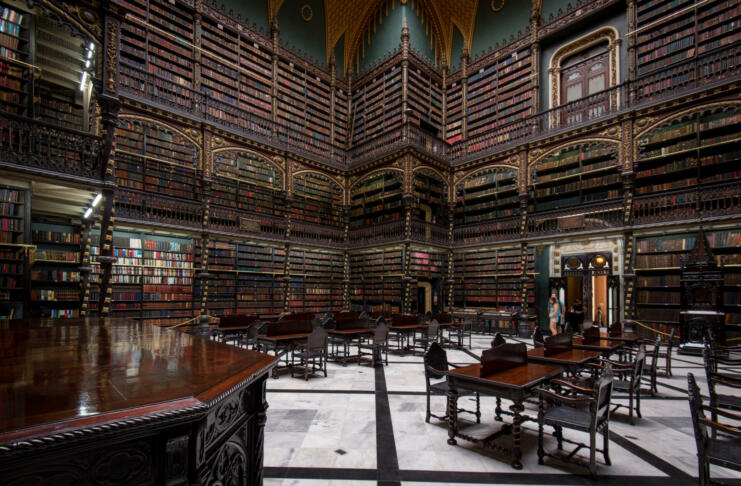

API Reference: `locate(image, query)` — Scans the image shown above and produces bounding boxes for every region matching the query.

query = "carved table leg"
[510,399,525,470]
[495,396,503,421]
[447,388,459,445]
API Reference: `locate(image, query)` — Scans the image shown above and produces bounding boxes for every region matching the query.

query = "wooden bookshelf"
[349,248,404,313]
[530,142,620,211]
[707,229,741,328]
[349,171,403,229]
[407,61,443,134]
[413,169,447,223]
[0,185,28,319]
[291,172,343,227]
[445,79,463,144]
[194,238,237,317]
[236,242,285,316]
[409,248,446,279]
[30,222,81,318]
[455,168,518,225]
[453,247,524,311]
[0,4,30,116]
[635,107,741,198]
[212,150,285,217]
[351,63,402,145]
[288,247,343,313]
[115,118,199,200]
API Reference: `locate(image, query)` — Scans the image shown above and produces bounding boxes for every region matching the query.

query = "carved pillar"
[621,118,634,227]
[271,21,279,124]
[460,49,469,141]
[342,205,351,311]
[519,149,529,238]
[96,188,116,316]
[401,18,410,129]
[626,0,637,85]
[446,201,456,310]
[78,219,94,317]
[623,231,635,329]
[402,186,414,314]
[193,0,202,92]
[196,128,212,330]
[530,1,541,111]
[346,73,353,150]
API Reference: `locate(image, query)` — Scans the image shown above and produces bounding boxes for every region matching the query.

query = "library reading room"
[1,0,740,484]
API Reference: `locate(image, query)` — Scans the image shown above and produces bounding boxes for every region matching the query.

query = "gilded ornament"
[491,0,505,11]
[300,4,313,22]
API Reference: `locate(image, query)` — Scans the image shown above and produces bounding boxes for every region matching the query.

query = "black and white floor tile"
[257,333,741,486]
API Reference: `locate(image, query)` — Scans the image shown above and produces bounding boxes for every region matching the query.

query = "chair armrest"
[426,365,448,376]
[551,378,595,395]
[704,405,741,421]
[598,357,633,368]
[710,373,741,387]
[537,388,593,406]
[700,418,741,437]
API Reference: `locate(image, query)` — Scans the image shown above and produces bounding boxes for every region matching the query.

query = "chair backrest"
[608,321,622,336]
[266,319,312,336]
[280,312,315,322]
[358,311,370,319]
[392,315,418,326]
[632,345,647,390]
[593,363,614,427]
[533,326,545,348]
[307,327,328,351]
[651,336,661,367]
[582,325,600,343]
[374,321,389,343]
[424,342,449,380]
[374,316,387,328]
[686,373,709,459]
[323,317,336,329]
[667,327,676,348]
[427,319,440,337]
[481,342,527,375]
[491,332,506,348]
[544,332,573,356]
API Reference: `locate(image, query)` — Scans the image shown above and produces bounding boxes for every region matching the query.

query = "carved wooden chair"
[358,321,389,367]
[423,342,480,424]
[703,344,741,437]
[491,332,506,349]
[537,364,614,479]
[290,327,328,381]
[414,319,440,353]
[687,373,741,486]
[448,315,473,349]
[589,345,646,425]
[533,326,545,348]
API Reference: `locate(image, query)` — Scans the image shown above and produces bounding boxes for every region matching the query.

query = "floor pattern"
[258,332,741,486]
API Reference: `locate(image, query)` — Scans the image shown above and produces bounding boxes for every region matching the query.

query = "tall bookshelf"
[287,247,343,313]
[238,35,273,121]
[445,77,463,144]
[92,230,195,325]
[407,62,443,134]
[0,185,29,319]
[0,3,30,116]
[334,85,349,151]
[413,169,447,223]
[30,222,81,318]
[530,142,621,212]
[194,238,237,317]
[351,63,402,145]
[465,47,533,143]
[636,0,739,82]
[634,107,741,199]
[236,242,285,316]
[292,172,343,227]
[349,248,404,313]
[349,171,403,229]
[455,168,518,226]
[212,150,285,217]
[115,118,199,199]
[200,17,239,121]
[707,229,741,329]
[453,247,523,311]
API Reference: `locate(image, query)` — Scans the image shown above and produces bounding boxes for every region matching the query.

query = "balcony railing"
[208,205,287,239]
[410,220,449,245]
[291,219,345,247]
[115,189,203,229]
[453,216,520,245]
[527,201,624,236]
[348,219,405,245]
[634,181,741,225]
[0,110,103,180]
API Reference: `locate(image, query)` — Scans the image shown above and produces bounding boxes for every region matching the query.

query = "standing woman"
[548,294,561,335]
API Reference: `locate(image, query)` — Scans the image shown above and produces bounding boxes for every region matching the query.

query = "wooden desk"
[446,362,563,469]
[388,323,425,354]
[527,347,601,374]
[599,332,640,344]
[0,318,276,486]
[572,337,623,356]
[328,328,374,365]
[257,332,311,377]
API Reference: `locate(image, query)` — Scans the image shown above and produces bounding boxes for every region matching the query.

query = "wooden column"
[193,0,202,92]
[329,55,337,161]
[401,18,410,128]
[621,117,636,327]
[271,21,279,123]
[441,60,448,141]
[402,163,415,313]
[530,0,541,111]
[78,219,94,317]
[626,0,637,83]
[446,201,456,311]
[342,203,351,311]
[197,129,212,329]
[519,149,529,238]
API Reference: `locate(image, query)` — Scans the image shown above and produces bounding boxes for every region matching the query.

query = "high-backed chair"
[358,321,389,366]
[448,314,473,349]
[593,345,645,425]
[687,373,741,486]
[423,342,480,424]
[533,326,545,348]
[491,332,506,349]
[414,319,440,353]
[537,364,614,478]
[290,327,328,380]
[703,344,741,435]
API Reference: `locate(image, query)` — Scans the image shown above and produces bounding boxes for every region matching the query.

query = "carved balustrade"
[290,219,344,248]
[409,219,449,245]
[453,216,520,245]
[115,189,203,229]
[526,201,624,236]
[348,219,405,245]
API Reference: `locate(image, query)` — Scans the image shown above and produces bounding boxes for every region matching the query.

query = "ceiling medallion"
[491,0,505,11]
[301,5,313,22]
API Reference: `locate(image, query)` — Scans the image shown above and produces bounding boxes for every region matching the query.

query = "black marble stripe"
[375,364,401,486]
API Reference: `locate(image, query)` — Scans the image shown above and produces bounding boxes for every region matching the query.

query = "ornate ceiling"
[267,0,541,72]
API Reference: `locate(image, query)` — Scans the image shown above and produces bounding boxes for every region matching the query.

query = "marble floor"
[258,332,741,486]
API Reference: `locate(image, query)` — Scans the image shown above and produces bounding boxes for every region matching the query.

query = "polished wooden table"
[388,323,425,354]
[257,332,311,377]
[0,317,276,486]
[328,327,374,365]
[572,336,624,356]
[446,362,563,469]
[599,331,641,344]
[527,347,601,374]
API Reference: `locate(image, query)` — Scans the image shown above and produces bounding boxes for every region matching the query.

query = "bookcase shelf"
[30,221,81,319]
[349,171,403,229]
[635,107,741,196]
[350,248,403,313]
[413,169,447,223]
[212,149,285,217]
[287,247,343,314]
[453,247,524,311]
[292,172,343,227]
[0,4,30,116]
[530,142,620,211]
[456,168,518,225]
[115,118,200,200]
[351,63,402,146]
[236,242,285,316]
[409,248,446,279]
